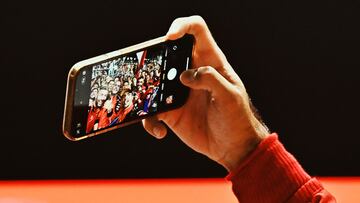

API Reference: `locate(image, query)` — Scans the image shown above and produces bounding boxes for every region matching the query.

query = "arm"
[228,133,336,202]
[142,15,336,202]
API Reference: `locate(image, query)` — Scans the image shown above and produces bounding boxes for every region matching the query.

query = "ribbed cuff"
[226,133,316,203]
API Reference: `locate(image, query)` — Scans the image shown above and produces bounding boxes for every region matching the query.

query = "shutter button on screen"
[167,68,177,80]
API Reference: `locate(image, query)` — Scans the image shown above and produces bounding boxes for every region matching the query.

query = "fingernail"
[181,69,197,84]
[153,127,162,138]
[192,69,198,80]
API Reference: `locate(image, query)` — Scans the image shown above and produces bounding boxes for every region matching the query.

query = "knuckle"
[171,17,182,26]
[189,15,206,31]
[232,86,248,101]
[173,17,183,23]
[197,66,216,80]
[199,66,215,74]
[192,15,205,24]
[171,16,187,27]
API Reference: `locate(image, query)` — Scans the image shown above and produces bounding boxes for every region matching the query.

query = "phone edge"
[62,36,168,141]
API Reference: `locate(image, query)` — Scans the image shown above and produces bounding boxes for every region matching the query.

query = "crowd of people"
[86,50,163,133]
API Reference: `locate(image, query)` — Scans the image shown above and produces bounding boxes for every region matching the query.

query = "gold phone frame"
[63,36,169,141]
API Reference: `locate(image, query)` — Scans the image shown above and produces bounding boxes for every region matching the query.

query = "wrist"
[221,118,269,172]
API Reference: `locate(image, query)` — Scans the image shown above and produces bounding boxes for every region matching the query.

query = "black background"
[1,0,359,180]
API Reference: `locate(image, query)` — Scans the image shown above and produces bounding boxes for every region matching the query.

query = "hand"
[142,16,269,171]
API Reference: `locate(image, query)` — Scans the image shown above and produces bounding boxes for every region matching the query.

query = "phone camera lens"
[167,68,177,80]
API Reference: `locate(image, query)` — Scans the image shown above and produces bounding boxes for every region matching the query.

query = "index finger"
[166,15,241,86]
[166,16,218,53]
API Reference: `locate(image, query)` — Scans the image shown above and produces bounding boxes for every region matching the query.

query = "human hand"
[142,15,269,172]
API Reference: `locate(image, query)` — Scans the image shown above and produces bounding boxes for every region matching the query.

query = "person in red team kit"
[142,16,336,202]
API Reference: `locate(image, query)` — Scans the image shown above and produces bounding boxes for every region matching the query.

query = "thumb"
[180,66,234,100]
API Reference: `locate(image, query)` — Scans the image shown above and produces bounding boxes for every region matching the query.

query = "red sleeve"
[226,133,336,203]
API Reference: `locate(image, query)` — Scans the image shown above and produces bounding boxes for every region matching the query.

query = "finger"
[166,15,208,39]
[142,116,168,139]
[166,16,234,82]
[180,66,236,100]
[166,15,219,54]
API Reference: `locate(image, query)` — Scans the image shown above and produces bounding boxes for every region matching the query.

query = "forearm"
[226,133,336,203]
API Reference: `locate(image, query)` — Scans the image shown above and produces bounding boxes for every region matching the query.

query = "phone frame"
[63,35,194,141]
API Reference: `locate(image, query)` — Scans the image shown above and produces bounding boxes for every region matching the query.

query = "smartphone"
[63,34,194,141]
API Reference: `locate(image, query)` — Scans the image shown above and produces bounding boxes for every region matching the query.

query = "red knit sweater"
[227,133,336,202]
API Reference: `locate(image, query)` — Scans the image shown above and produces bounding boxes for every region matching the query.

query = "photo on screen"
[86,47,164,133]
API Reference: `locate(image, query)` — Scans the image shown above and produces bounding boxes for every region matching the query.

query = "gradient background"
[1,0,359,180]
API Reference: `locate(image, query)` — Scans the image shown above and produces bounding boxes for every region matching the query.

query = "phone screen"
[70,35,193,138]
